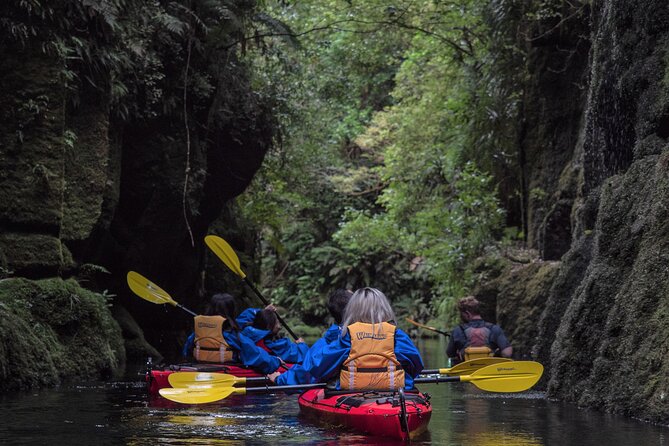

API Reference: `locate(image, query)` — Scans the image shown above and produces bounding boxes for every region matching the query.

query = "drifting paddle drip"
[158,361,544,404]
[204,235,299,340]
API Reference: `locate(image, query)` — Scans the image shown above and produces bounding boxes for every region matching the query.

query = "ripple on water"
[463,391,546,400]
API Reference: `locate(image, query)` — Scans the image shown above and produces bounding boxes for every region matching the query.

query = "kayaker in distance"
[240,306,309,364]
[270,288,353,385]
[446,296,513,365]
[181,293,286,374]
[269,287,424,390]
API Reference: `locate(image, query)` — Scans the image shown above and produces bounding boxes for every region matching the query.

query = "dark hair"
[252,308,278,334]
[457,296,481,316]
[327,289,353,324]
[205,293,240,331]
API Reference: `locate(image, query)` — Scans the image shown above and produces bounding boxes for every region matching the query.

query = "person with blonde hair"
[269,287,423,390]
[446,296,512,364]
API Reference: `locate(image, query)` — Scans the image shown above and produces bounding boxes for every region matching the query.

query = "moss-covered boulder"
[0,277,125,391]
[111,305,162,362]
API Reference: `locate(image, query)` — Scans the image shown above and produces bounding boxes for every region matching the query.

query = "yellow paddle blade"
[440,357,513,376]
[168,372,245,388]
[464,361,543,393]
[159,386,247,404]
[204,235,246,279]
[126,271,177,306]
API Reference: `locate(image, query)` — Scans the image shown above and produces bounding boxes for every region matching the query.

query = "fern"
[154,11,189,36]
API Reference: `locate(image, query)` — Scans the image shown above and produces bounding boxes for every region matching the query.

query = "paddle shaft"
[245,382,325,393]
[420,369,446,375]
[243,277,299,341]
[175,303,198,317]
[405,318,450,337]
[244,375,496,390]
[414,376,462,384]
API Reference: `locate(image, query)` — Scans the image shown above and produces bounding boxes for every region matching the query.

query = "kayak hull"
[147,363,276,394]
[298,388,431,441]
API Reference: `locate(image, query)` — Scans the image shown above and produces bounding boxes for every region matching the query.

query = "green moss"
[60,106,111,241]
[0,233,74,275]
[0,277,125,391]
[493,260,560,358]
[0,51,66,229]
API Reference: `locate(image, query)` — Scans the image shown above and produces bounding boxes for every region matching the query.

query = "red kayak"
[147,362,291,395]
[298,388,432,441]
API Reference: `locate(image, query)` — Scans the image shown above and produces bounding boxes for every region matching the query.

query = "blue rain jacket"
[182,329,282,375]
[289,325,424,390]
[236,307,260,326]
[240,325,309,364]
[276,324,341,386]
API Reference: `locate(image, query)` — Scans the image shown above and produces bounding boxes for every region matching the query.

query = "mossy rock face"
[532,232,595,374]
[60,103,112,242]
[0,233,74,276]
[0,277,125,391]
[0,50,66,230]
[494,261,560,359]
[473,255,560,360]
[547,153,669,421]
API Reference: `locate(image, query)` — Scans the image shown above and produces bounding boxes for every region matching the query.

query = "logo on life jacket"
[355,331,387,341]
[197,321,218,329]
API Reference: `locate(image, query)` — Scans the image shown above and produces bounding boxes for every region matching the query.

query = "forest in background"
[238,0,558,326]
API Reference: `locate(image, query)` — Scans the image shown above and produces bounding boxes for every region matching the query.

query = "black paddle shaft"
[243,277,300,341]
[246,379,468,394]
[177,303,198,317]
[246,382,325,394]
[414,376,460,384]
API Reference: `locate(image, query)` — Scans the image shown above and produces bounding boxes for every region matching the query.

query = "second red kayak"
[298,388,432,441]
[147,363,290,394]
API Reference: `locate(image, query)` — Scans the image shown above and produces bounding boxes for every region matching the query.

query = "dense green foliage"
[239,0,517,326]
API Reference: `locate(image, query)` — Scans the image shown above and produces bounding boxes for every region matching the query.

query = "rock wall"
[0,2,276,370]
[505,0,669,422]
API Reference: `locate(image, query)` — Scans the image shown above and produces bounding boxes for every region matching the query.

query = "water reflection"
[0,339,668,445]
[467,432,541,446]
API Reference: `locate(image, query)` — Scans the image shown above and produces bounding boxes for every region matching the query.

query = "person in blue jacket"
[270,288,353,385]
[181,293,283,374]
[269,287,424,390]
[240,306,309,364]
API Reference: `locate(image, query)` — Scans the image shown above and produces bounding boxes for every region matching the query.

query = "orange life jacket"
[339,322,405,391]
[193,315,233,363]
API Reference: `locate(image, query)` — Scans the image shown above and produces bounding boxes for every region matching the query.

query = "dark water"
[1,338,667,445]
